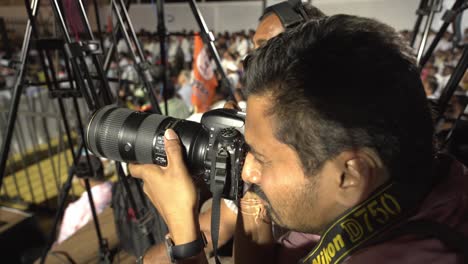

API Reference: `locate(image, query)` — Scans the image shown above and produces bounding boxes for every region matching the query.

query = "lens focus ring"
[135,114,168,164]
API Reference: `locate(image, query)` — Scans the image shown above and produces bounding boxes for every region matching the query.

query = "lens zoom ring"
[100,108,132,161]
[136,114,168,164]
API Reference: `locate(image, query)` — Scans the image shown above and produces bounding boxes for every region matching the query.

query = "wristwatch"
[165,232,207,263]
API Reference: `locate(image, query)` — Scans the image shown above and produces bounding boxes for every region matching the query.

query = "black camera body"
[86,105,246,200]
[200,109,246,201]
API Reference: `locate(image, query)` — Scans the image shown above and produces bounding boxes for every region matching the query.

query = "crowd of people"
[63,27,468,127]
[1,23,467,122]
[102,28,256,117]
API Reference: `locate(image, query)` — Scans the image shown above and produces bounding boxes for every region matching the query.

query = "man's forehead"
[245,95,272,141]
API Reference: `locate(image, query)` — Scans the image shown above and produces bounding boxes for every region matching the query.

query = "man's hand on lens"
[129,128,200,245]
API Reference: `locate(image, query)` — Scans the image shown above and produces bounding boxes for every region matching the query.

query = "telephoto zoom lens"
[86,105,209,176]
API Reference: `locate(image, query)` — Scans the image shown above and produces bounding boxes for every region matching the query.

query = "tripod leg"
[70,83,112,262]
[419,0,465,68]
[76,0,115,105]
[416,0,439,66]
[188,0,237,103]
[103,0,132,74]
[156,0,169,115]
[115,164,156,245]
[0,0,41,188]
[411,0,430,48]
[40,144,85,264]
[83,178,111,263]
[93,0,105,52]
[49,0,99,111]
[111,0,162,114]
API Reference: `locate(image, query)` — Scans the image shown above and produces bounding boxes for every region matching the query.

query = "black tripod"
[0,0,157,262]
[414,0,443,65]
[23,0,112,262]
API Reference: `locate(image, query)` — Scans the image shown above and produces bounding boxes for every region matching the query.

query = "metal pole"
[112,0,162,114]
[83,178,110,262]
[419,0,465,68]
[40,147,84,264]
[188,0,236,103]
[93,0,105,52]
[416,0,438,66]
[77,0,115,104]
[49,0,101,110]
[156,0,169,115]
[0,0,41,189]
[116,164,156,245]
[103,0,132,74]
[410,0,430,48]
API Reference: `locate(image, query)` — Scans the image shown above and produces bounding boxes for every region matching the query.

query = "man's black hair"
[245,15,434,185]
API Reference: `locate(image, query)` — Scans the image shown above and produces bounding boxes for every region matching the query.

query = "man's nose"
[241,153,261,185]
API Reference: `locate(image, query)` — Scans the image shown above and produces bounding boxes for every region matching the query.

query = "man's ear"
[333,149,385,208]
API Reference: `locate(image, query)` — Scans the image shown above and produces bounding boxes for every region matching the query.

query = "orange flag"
[192,35,218,113]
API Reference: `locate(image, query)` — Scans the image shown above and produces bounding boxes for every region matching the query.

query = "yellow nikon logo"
[311,234,345,264]
[306,191,402,264]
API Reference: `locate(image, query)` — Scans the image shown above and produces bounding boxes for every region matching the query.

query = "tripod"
[412,0,444,65]
[0,0,158,262]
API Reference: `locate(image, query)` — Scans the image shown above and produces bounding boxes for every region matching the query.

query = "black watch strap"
[167,233,207,262]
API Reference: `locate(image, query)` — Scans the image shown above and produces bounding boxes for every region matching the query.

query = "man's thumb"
[164,129,184,165]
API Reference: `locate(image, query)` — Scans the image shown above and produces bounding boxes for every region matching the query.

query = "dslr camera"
[85,105,247,200]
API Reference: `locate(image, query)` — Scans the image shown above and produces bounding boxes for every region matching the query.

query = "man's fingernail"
[164,129,178,140]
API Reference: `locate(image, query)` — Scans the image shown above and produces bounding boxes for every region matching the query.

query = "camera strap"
[300,154,468,264]
[211,182,223,264]
[209,133,230,264]
[299,181,421,264]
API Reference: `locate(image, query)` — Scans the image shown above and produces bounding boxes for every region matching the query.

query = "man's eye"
[254,156,265,165]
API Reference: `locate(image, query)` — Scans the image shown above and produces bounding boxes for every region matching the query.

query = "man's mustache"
[250,184,270,204]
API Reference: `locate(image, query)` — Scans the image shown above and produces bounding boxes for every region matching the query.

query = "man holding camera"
[128,2,326,263]
[130,9,468,264]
